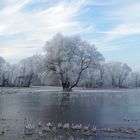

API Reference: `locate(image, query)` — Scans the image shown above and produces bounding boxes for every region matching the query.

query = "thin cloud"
[0,0,94,63]
[99,0,140,38]
[0,0,139,71]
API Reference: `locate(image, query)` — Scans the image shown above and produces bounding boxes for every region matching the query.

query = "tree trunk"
[26,74,33,87]
[63,87,72,92]
[62,82,72,91]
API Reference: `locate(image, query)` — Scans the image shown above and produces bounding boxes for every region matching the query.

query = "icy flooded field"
[0,87,140,140]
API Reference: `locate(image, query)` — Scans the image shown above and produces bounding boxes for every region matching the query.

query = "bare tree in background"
[105,61,131,88]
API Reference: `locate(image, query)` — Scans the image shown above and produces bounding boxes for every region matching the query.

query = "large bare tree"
[44,33,104,91]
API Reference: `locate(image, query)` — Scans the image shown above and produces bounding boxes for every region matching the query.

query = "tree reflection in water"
[60,92,70,113]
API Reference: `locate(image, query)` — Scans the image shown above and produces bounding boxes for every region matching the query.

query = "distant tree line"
[0,34,139,91]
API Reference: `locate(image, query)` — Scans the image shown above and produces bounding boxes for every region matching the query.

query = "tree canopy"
[44,33,104,91]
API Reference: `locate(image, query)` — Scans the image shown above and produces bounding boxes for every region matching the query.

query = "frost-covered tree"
[0,57,12,86]
[44,33,104,91]
[12,55,44,87]
[105,61,131,88]
[0,56,6,86]
[129,72,140,88]
[79,62,107,88]
[96,62,106,87]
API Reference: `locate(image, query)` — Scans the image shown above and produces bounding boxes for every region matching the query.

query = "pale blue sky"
[0,0,140,71]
